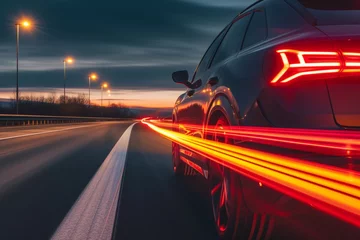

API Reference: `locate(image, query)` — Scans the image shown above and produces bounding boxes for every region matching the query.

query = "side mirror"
[172,70,196,89]
[172,70,189,84]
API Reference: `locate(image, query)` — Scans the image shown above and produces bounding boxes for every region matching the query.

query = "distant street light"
[15,19,32,114]
[101,82,108,107]
[107,90,111,106]
[63,57,74,103]
[88,73,97,107]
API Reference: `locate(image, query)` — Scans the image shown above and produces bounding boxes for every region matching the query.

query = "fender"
[204,87,241,131]
[172,92,186,125]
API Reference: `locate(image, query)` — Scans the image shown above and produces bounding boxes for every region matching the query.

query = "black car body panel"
[172,0,360,238]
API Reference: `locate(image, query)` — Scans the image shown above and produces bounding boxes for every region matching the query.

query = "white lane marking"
[0,122,116,142]
[51,122,137,240]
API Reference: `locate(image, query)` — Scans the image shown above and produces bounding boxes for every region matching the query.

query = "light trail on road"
[142,119,360,228]
[148,120,360,157]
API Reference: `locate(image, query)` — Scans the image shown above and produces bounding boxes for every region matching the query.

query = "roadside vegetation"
[0,94,135,118]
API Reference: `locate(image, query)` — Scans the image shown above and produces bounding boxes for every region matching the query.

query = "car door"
[177,26,229,135]
[176,13,253,171]
[175,27,229,171]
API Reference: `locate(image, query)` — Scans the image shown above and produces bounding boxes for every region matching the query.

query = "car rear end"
[260,0,360,130]
[251,1,360,239]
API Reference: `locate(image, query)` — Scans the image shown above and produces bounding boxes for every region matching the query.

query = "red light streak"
[281,69,340,83]
[143,120,360,227]
[277,50,338,56]
[343,52,360,56]
[271,49,360,83]
[147,121,360,157]
[271,53,289,83]
[343,69,360,73]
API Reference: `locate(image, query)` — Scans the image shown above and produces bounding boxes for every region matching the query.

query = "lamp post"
[15,20,31,114]
[88,73,97,107]
[101,83,108,107]
[107,90,111,106]
[63,57,73,104]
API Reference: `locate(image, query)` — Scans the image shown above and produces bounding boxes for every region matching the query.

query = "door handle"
[187,89,195,97]
[207,76,219,86]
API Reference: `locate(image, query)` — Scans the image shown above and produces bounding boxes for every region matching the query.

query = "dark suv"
[171,0,360,239]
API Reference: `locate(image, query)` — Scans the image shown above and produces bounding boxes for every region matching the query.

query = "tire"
[208,115,255,240]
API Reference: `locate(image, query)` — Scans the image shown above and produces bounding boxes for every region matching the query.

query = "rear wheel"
[208,115,255,239]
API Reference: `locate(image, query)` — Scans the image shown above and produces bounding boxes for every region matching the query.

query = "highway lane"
[127,123,360,240]
[2,121,351,240]
[0,122,219,240]
[0,121,132,240]
[114,123,218,240]
[0,122,112,139]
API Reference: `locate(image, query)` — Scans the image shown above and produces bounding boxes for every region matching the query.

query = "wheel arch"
[205,93,240,131]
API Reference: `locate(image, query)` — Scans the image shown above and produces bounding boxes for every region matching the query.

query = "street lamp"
[63,57,74,104]
[15,19,31,114]
[88,73,97,107]
[107,90,111,106]
[101,82,108,107]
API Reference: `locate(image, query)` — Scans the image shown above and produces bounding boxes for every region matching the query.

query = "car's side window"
[242,10,267,49]
[192,27,228,82]
[210,13,252,67]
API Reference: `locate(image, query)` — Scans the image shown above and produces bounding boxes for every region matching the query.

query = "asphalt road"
[0,121,218,240]
[0,122,133,240]
[2,121,355,240]
[114,123,218,240]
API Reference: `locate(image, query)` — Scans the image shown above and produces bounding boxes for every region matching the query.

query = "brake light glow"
[271,50,341,84]
[271,49,360,84]
[343,52,360,68]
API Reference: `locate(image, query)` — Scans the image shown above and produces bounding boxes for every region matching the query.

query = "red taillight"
[271,49,360,84]
[343,52,360,72]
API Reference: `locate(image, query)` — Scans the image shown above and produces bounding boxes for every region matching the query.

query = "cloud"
[0,0,251,91]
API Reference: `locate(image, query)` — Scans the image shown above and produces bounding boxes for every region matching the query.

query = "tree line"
[0,94,135,118]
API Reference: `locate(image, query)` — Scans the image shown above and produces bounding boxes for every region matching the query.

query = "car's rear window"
[297,0,360,25]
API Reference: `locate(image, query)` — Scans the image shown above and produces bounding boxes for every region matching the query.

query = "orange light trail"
[142,119,360,227]
[147,120,360,157]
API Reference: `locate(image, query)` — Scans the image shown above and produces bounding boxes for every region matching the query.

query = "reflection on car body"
[171,0,360,239]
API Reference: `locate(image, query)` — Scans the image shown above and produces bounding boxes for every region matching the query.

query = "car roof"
[239,0,265,14]
[237,0,316,26]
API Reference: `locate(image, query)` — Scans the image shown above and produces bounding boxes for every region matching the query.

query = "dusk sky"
[0,0,254,108]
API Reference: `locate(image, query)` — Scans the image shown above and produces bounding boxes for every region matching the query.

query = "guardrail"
[0,114,132,126]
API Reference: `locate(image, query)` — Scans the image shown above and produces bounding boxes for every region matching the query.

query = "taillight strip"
[271,50,341,83]
[290,63,341,67]
[270,53,289,83]
[270,49,360,84]
[343,52,360,56]
[281,69,340,83]
[343,69,360,73]
[343,52,360,67]
[277,49,338,55]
